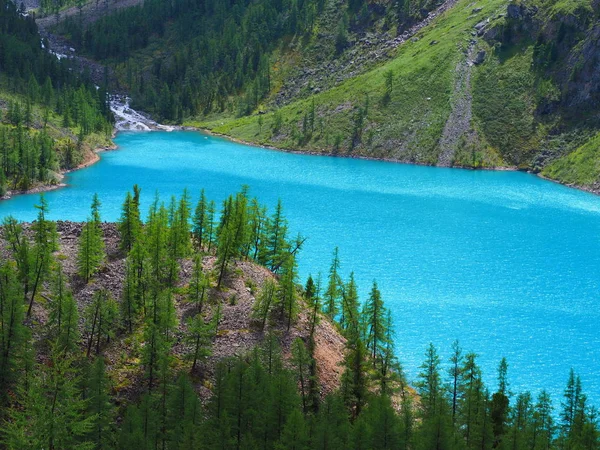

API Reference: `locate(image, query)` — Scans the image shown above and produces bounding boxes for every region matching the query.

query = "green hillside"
[60,0,600,184]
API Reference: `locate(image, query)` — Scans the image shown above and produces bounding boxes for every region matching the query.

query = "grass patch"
[542,133,600,185]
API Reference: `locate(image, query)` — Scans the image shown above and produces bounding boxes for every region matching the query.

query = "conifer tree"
[120,258,139,334]
[166,374,202,449]
[363,280,387,366]
[323,247,341,318]
[77,194,105,283]
[341,272,360,337]
[188,253,209,313]
[186,313,213,373]
[3,355,94,449]
[276,254,298,331]
[533,390,554,450]
[146,196,170,287]
[0,261,28,398]
[55,292,80,355]
[264,199,289,271]
[166,190,192,283]
[85,289,117,357]
[28,194,58,317]
[252,278,277,331]
[86,357,114,449]
[192,189,208,251]
[449,339,463,424]
[341,337,368,420]
[247,197,267,261]
[416,343,454,449]
[491,357,510,447]
[291,338,311,414]
[118,189,141,253]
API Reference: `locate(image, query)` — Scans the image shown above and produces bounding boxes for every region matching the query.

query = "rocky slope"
[0,222,346,403]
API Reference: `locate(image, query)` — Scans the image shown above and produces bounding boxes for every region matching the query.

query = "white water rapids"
[110,96,176,132]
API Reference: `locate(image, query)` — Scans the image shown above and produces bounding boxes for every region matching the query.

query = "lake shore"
[0,142,117,202]
[3,120,597,203]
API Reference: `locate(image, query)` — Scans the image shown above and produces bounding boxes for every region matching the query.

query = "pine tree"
[449,339,463,425]
[146,196,170,287]
[341,337,368,420]
[491,357,510,447]
[85,289,117,357]
[166,374,202,449]
[276,409,309,450]
[55,291,80,355]
[416,343,453,449]
[264,199,289,272]
[120,257,139,334]
[291,338,311,414]
[341,272,360,337]
[192,189,208,251]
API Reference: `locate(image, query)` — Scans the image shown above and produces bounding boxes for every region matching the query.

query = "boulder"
[473,50,486,65]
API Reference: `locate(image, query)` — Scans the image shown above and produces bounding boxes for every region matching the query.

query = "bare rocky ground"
[437,40,477,166]
[0,222,346,405]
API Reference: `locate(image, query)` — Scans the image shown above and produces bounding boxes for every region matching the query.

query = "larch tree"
[323,247,342,319]
[192,188,208,251]
[28,194,58,317]
[77,193,105,283]
[188,253,209,313]
[0,261,29,399]
[362,280,387,366]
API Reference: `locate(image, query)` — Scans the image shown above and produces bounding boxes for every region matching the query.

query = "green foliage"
[0,0,112,190]
[77,194,105,283]
[3,354,95,449]
[542,132,600,185]
[1,189,600,450]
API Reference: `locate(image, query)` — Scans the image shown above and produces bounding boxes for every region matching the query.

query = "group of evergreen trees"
[0,188,598,449]
[57,0,449,124]
[0,0,113,194]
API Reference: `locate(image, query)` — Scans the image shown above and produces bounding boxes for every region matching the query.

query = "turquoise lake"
[2,130,600,404]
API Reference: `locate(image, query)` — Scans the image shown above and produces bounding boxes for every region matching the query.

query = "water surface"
[2,131,600,404]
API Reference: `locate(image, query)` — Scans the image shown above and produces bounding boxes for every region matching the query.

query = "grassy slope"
[195,0,508,165]
[190,0,600,189]
[542,133,600,186]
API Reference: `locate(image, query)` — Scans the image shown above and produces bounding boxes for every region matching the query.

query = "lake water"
[2,130,600,405]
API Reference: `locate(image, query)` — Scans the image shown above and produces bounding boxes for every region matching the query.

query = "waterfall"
[110,96,175,132]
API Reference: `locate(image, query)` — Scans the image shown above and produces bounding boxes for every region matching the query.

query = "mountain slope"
[54,0,600,189]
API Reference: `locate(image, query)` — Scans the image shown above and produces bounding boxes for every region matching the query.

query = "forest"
[0,0,113,195]
[58,0,441,122]
[0,187,597,449]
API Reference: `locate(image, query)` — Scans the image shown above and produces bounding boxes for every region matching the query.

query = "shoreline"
[2,123,599,202]
[199,127,523,173]
[197,128,600,197]
[0,142,117,202]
